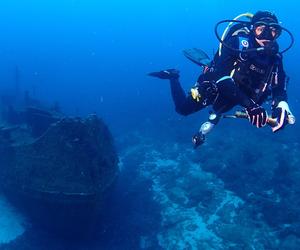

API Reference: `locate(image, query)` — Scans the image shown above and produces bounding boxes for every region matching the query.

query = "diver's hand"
[192,132,205,148]
[272,101,295,132]
[148,69,180,80]
[246,104,268,128]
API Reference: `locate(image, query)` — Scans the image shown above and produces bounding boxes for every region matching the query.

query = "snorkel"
[215,12,294,55]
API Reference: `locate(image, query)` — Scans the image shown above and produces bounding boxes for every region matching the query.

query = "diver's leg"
[149,69,205,116]
[192,77,250,148]
[169,78,204,116]
[212,96,237,114]
[192,96,235,148]
[216,77,252,108]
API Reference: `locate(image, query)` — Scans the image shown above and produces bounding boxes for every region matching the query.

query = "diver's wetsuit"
[170,33,287,117]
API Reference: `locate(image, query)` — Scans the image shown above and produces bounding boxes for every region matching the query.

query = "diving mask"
[253,21,282,41]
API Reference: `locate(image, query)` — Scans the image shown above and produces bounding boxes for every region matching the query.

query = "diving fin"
[183,48,211,67]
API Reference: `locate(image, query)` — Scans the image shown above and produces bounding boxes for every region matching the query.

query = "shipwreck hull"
[0,114,119,237]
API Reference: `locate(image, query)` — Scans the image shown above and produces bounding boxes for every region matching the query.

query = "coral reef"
[120,122,300,249]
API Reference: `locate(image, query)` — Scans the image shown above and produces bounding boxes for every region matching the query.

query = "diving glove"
[246,104,268,128]
[272,101,295,132]
[148,69,180,80]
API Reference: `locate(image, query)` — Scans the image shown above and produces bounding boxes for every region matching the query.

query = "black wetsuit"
[170,33,287,116]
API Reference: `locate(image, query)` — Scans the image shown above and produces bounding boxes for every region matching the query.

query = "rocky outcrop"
[0,110,119,237]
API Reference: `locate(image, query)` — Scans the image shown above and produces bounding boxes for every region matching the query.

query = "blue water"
[0,0,300,249]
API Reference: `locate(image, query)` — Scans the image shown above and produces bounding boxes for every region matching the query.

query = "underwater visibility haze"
[0,0,300,249]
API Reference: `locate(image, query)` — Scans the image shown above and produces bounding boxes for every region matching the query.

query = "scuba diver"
[149,11,295,148]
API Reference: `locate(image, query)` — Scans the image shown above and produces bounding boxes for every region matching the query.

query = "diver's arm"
[271,57,288,106]
[271,57,295,132]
